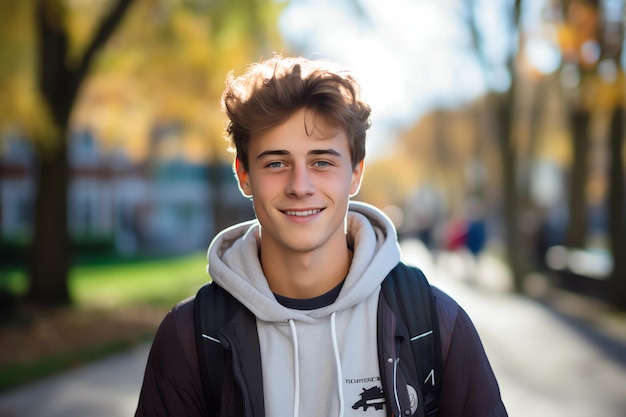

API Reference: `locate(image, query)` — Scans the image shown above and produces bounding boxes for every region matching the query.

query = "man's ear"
[349,159,365,197]
[235,158,252,197]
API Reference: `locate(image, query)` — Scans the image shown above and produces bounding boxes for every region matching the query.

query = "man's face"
[236,108,364,256]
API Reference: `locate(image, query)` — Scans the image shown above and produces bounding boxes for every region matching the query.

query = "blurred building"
[0,128,252,258]
[0,130,33,246]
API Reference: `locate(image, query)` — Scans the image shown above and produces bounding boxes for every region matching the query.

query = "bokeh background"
[0,0,625,416]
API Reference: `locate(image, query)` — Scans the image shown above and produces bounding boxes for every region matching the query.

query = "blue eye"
[267,161,284,168]
[314,161,331,167]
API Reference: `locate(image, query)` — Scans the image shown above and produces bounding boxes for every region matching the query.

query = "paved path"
[0,239,625,417]
[401,239,626,417]
[0,343,150,417]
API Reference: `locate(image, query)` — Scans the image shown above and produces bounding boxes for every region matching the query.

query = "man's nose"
[286,164,315,197]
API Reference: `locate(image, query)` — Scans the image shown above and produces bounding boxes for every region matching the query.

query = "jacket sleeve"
[135,299,207,417]
[433,288,508,417]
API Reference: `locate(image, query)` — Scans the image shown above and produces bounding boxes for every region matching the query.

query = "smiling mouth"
[284,209,322,217]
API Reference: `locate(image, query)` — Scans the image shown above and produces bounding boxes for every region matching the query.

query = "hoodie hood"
[206,201,401,323]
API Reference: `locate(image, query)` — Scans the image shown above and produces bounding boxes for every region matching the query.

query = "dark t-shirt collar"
[274,279,345,310]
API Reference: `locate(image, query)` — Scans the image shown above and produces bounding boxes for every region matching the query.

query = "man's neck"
[260,238,352,299]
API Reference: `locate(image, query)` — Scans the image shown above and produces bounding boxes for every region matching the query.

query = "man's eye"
[314,160,331,167]
[267,161,284,168]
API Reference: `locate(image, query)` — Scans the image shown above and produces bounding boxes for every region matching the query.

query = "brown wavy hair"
[221,55,371,171]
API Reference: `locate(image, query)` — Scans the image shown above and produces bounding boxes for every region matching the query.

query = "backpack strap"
[193,282,243,416]
[382,262,442,416]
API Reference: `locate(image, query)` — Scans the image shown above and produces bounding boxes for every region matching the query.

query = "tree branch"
[65,0,135,116]
[78,0,135,78]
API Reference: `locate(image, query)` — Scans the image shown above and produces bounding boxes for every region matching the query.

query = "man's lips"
[283,209,323,217]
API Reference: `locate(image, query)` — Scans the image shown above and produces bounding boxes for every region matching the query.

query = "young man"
[135,55,508,417]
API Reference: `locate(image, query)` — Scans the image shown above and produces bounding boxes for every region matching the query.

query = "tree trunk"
[607,105,626,310]
[565,108,590,248]
[27,0,73,306]
[493,90,525,293]
[28,141,71,305]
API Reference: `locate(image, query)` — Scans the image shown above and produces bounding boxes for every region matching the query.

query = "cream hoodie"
[207,201,401,417]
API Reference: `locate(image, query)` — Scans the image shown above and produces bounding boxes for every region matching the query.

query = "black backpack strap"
[193,282,243,415]
[382,262,442,416]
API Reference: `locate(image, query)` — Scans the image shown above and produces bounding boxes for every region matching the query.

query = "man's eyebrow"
[309,149,342,157]
[255,150,290,160]
[255,149,343,159]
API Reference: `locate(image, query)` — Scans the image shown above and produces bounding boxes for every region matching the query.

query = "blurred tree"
[557,0,626,308]
[0,0,284,307]
[595,0,625,308]
[558,0,598,248]
[29,0,135,306]
[467,0,527,292]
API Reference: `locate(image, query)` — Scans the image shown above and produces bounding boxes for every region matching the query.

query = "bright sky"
[278,0,555,157]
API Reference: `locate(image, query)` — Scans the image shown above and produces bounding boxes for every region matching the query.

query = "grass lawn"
[0,251,211,393]
[70,252,211,308]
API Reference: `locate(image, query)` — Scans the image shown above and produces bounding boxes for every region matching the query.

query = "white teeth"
[285,209,321,217]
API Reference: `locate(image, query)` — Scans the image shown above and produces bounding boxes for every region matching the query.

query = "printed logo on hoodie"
[350,383,418,415]
[351,386,385,411]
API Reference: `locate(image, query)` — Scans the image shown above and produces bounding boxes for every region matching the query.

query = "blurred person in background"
[134,55,507,417]
[464,198,487,259]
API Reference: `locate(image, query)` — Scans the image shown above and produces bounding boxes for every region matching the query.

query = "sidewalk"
[0,343,150,417]
[401,239,626,417]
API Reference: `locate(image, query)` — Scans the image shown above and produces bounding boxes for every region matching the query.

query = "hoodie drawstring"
[288,319,300,417]
[330,312,345,417]
[288,314,345,417]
